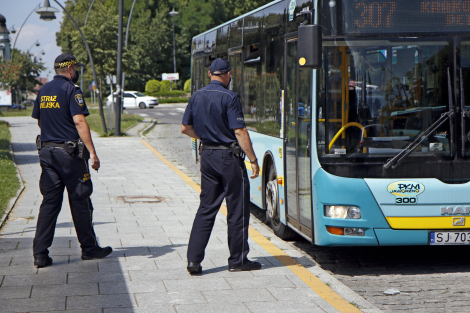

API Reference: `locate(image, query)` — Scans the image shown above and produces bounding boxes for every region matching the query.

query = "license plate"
[430,231,470,245]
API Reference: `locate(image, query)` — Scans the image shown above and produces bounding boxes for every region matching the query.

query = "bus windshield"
[318,37,451,159]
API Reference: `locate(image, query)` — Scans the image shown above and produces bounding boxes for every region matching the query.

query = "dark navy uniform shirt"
[32,75,89,143]
[182,80,245,145]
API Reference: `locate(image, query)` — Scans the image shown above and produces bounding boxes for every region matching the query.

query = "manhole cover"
[117,196,164,203]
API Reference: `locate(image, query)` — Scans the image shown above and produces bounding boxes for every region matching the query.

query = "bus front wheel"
[265,163,295,240]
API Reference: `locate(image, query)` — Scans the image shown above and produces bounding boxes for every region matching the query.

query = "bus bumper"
[374,229,429,245]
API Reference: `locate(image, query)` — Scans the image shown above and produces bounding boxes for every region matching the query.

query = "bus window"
[318,38,450,158]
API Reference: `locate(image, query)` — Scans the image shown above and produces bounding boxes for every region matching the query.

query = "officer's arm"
[234,127,259,179]
[73,114,100,170]
[37,120,41,128]
[181,124,200,140]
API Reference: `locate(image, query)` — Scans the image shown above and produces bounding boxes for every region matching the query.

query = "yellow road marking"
[141,139,361,313]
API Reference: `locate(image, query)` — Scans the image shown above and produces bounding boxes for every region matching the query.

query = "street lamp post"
[169,8,178,91]
[11,3,41,61]
[36,0,107,134]
[81,0,96,93]
[27,40,40,52]
[115,0,124,136]
[120,0,137,104]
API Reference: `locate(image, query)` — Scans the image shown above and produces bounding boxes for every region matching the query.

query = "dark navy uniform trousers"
[33,147,98,257]
[187,149,251,267]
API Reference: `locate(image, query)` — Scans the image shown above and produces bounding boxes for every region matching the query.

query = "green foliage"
[160,80,170,92]
[158,97,189,103]
[184,79,191,92]
[0,50,45,93]
[146,79,161,93]
[146,90,188,97]
[0,121,20,220]
[56,0,274,93]
[57,0,137,98]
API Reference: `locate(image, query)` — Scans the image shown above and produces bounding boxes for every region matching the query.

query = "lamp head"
[10,25,16,34]
[169,7,179,17]
[36,0,59,21]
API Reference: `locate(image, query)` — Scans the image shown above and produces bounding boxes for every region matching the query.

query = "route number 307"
[395,197,417,204]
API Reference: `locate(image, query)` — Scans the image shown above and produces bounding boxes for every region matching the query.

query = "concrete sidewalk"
[0,117,379,313]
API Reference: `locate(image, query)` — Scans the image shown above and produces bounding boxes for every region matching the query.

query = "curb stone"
[0,141,25,229]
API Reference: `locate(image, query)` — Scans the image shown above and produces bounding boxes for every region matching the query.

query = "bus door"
[193,58,203,90]
[284,38,313,237]
[228,51,243,97]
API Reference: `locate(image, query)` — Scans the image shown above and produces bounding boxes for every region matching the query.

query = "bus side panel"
[312,168,389,246]
[248,131,285,222]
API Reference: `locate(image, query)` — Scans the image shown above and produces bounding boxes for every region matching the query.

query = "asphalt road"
[142,122,470,313]
[126,104,186,125]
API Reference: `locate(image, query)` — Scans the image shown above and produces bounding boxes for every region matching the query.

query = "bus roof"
[191,0,284,40]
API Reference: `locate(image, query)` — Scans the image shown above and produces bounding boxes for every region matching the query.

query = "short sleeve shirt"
[32,75,89,143]
[182,80,245,145]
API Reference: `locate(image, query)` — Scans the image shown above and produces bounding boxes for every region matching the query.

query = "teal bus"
[191,0,470,246]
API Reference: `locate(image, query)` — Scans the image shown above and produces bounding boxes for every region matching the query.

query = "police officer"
[31,53,112,267]
[181,58,261,274]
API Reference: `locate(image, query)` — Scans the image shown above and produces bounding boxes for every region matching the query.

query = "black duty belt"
[42,141,65,148]
[201,143,231,150]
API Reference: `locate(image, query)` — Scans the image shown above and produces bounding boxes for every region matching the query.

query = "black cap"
[54,53,85,69]
[210,58,231,75]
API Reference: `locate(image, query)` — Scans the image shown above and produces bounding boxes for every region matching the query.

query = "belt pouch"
[64,141,77,155]
[36,135,41,152]
[77,138,90,159]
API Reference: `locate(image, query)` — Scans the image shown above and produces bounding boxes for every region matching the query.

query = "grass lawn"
[0,107,33,117]
[0,121,20,221]
[87,109,143,136]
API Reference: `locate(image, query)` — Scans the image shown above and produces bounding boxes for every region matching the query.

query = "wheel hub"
[266,180,277,219]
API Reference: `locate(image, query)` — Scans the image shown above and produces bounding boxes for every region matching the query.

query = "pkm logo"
[387,181,425,205]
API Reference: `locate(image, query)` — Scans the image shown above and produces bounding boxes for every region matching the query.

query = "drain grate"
[117,196,164,203]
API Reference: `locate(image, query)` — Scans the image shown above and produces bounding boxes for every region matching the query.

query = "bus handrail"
[328,122,367,152]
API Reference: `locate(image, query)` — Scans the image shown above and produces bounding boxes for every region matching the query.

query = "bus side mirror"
[298,24,322,69]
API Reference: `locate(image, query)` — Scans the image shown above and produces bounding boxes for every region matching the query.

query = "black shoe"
[34,256,53,268]
[228,260,262,272]
[187,262,202,274]
[81,246,113,260]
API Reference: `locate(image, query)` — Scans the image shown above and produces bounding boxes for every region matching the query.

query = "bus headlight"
[324,206,361,219]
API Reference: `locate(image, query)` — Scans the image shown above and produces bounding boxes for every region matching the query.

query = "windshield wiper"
[383,68,455,169]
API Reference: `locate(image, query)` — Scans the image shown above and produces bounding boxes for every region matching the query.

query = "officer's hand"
[250,161,259,179]
[90,153,100,171]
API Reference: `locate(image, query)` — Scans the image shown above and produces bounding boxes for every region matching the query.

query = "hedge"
[158,97,189,104]
[146,90,188,97]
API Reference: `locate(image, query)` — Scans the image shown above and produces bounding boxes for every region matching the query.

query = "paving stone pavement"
[0,117,379,313]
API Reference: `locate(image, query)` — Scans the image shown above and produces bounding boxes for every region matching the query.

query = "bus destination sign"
[344,0,470,34]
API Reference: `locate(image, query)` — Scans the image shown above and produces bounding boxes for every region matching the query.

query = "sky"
[2,0,65,81]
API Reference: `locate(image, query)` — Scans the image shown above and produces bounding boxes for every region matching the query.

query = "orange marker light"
[277,177,283,185]
[326,226,344,235]
[280,199,284,205]
[258,186,261,191]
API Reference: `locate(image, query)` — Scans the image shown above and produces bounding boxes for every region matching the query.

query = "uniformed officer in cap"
[31,53,112,267]
[181,58,261,274]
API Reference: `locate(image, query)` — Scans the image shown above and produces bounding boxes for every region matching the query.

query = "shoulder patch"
[75,94,84,107]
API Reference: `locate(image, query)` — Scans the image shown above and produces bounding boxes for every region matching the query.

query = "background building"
[0,14,11,61]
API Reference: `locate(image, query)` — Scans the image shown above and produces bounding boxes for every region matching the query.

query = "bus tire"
[265,163,295,240]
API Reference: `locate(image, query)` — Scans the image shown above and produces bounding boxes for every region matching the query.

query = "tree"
[0,50,45,103]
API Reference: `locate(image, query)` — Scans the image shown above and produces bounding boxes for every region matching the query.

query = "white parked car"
[107,91,159,109]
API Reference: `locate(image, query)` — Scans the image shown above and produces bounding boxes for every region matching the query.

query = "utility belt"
[200,142,245,159]
[36,135,90,159]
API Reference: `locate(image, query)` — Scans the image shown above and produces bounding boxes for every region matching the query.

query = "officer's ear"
[208,70,212,78]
